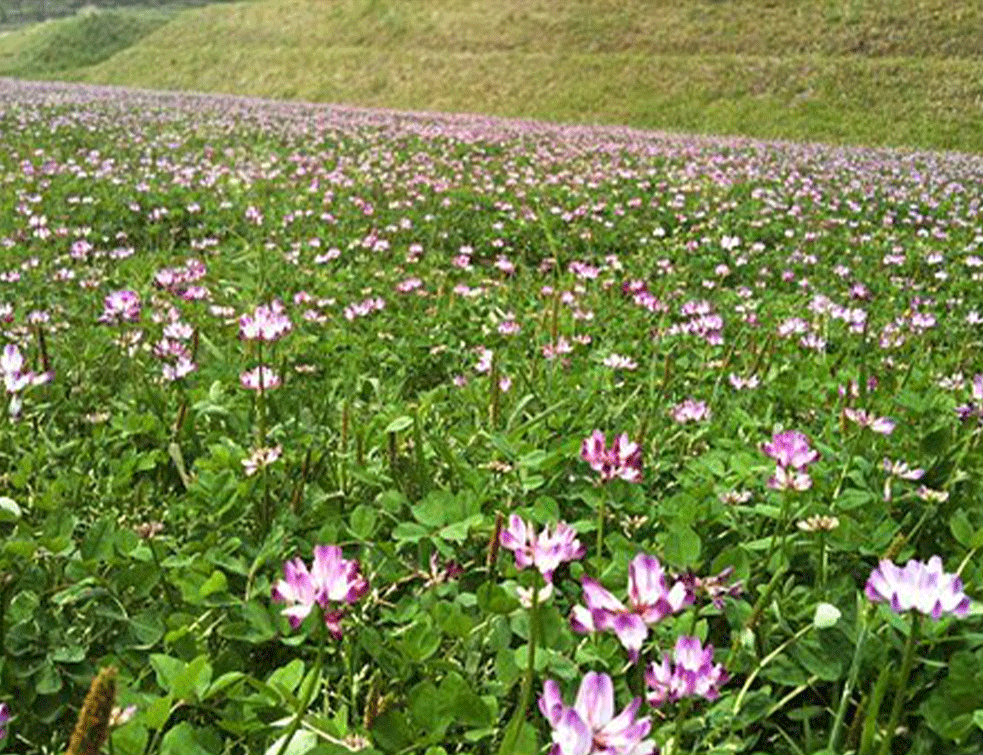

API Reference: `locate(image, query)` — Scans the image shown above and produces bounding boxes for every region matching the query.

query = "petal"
[574,672,614,729]
[611,613,648,662]
[554,707,592,755]
[581,577,626,613]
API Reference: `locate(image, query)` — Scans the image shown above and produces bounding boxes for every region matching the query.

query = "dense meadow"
[1,78,983,755]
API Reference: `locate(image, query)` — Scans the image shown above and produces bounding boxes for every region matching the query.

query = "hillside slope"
[7,0,983,151]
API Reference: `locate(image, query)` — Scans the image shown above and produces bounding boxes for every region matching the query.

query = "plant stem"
[595,486,607,574]
[876,612,920,755]
[275,612,327,755]
[502,582,539,755]
[828,605,870,752]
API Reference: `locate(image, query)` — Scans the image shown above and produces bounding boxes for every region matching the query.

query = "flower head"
[99,290,141,324]
[865,556,970,619]
[646,636,729,706]
[669,399,711,424]
[539,672,655,755]
[240,365,281,391]
[271,545,369,638]
[581,431,642,483]
[239,301,292,341]
[761,430,819,470]
[570,554,693,661]
[499,515,585,584]
[242,445,283,476]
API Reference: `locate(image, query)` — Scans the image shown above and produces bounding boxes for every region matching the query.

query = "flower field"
[1,78,982,754]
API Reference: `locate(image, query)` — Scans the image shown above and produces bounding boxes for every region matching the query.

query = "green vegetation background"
[1,0,982,152]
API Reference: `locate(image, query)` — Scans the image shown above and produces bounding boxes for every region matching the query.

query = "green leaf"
[264,730,318,755]
[350,505,378,539]
[401,618,441,662]
[950,510,974,548]
[268,659,306,696]
[151,654,185,692]
[477,583,519,614]
[143,695,174,731]
[174,655,213,702]
[370,709,414,753]
[35,660,62,694]
[159,721,216,755]
[384,416,413,433]
[392,522,429,543]
[198,570,228,600]
[80,516,117,562]
[662,523,701,568]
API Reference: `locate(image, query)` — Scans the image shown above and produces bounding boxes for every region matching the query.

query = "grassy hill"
[3,0,983,152]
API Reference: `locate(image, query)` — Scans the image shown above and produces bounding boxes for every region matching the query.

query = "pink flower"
[240,365,281,391]
[99,290,141,324]
[844,408,895,435]
[242,445,283,476]
[271,545,369,638]
[539,672,655,755]
[581,431,642,483]
[761,430,819,470]
[670,399,711,423]
[768,465,813,491]
[499,515,585,584]
[239,301,292,341]
[646,636,729,706]
[570,554,693,661]
[865,556,970,619]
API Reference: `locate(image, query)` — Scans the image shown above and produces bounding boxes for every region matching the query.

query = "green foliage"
[0,78,981,754]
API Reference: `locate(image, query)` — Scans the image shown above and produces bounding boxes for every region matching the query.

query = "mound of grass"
[0,9,169,76]
[6,0,983,151]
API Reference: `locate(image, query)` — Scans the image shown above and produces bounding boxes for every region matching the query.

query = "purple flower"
[0,702,8,740]
[646,636,729,706]
[581,430,642,483]
[669,399,711,424]
[761,430,819,470]
[865,556,970,619]
[99,290,141,324]
[843,408,895,435]
[239,300,292,342]
[271,545,369,638]
[499,515,585,584]
[570,554,692,661]
[539,672,655,755]
[240,365,281,391]
[762,430,820,491]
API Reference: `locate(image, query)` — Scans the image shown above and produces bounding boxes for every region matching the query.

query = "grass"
[0,8,172,75]
[2,0,983,151]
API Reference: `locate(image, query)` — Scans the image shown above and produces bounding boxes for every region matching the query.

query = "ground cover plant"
[0,78,982,754]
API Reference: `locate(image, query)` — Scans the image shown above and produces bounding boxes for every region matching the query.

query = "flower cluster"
[242,445,282,476]
[99,290,141,324]
[761,430,819,491]
[571,554,692,661]
[669,399,711,424]
[271,545,369,638]
[955,373,983,423]
[646,635,729,706]
[240,365,281,391]
[499,515,585,584]
[239,300,292,342]
[843,407,895,435]
[1,344,52,418]
[539,673,654,755]
[581,430,642,483]
[865,556,970,619]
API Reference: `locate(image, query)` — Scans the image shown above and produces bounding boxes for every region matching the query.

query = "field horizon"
[0,0,982,153]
